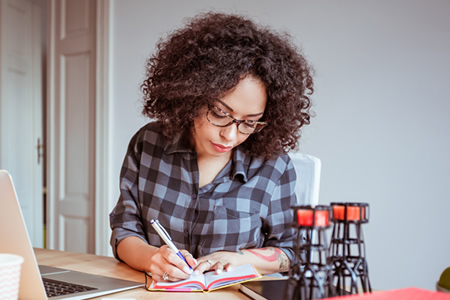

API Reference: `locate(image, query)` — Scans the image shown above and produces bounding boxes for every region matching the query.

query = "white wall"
[110,0,450,291]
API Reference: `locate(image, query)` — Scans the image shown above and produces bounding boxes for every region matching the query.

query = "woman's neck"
[196,151,232,188]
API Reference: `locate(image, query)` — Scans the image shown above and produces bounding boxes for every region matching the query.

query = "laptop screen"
[0,170,142,299]
[0,170,48,299]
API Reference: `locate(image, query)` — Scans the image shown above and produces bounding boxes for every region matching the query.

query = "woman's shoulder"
[237,148,294,179]
[265,153,294,177]
[132,121,162,140]
[251,151,292,169]
[128,121,166,149]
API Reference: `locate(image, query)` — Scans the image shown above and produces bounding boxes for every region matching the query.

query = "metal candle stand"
[284,205,335,300]
[329,202,372,295]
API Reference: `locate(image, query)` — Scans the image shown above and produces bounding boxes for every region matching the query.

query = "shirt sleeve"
[109,131,148,260]
[262,156,298,263]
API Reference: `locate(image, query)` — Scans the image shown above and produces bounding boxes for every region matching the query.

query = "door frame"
[94,0,111,256]
[46,0,111,256]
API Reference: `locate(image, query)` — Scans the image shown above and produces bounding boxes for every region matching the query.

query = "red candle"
[333,205,365,221]
[297,209,328,227]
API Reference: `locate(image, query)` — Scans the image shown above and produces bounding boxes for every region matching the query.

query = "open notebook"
[148,263,262,292]
[0,170,142,299]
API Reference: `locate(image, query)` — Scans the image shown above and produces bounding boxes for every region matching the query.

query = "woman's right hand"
[116,236,196,282]
[148,245,197,281]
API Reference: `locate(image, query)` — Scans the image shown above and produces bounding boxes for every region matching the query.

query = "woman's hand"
[148,245,197,282]
[116,237,197,282]
[194,251,238,275]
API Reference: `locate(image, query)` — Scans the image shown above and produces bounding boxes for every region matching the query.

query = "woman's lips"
[211,142,232,153]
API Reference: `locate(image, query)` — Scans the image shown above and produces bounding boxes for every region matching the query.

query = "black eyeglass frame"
[206,106,268,135]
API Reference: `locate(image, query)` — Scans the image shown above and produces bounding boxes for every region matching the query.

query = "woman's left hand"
[194,251,237,275]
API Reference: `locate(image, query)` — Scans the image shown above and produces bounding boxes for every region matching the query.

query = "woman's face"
[192,76,267,159]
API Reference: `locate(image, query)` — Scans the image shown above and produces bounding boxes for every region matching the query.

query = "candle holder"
[329,202,371,295]
[284,205,335,300]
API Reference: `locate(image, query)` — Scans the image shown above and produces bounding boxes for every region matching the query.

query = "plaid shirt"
[110,122,297,262]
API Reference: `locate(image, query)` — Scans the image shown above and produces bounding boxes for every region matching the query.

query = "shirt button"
[184,230,189,237]
[191,194,197,200]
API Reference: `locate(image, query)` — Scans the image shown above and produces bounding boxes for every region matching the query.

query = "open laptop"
[0,170,143,299]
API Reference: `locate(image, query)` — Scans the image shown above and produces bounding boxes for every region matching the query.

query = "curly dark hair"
[141,11,314,159]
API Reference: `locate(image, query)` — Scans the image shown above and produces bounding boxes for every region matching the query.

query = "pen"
[150,219,193,271]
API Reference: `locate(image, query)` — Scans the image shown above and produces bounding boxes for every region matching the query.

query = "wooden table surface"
[34,248,253,299]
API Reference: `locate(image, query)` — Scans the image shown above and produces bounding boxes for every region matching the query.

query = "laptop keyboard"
[43,277,98,298]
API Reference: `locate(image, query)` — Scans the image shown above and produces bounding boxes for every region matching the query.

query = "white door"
[47,0,96,253]
[0,0,43,247]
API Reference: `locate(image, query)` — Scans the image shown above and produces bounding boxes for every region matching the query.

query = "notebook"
[148,263,262,292]
[0,170,143,299]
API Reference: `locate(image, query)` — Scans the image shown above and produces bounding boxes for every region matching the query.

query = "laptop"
[0,170,143,299]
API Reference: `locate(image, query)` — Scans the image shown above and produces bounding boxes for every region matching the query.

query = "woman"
[110,11,314,283]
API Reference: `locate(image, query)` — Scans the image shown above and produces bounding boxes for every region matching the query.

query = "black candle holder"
[284,205,335,300]
[329,202,371,295]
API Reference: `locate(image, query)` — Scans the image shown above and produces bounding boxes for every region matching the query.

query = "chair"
[289,152,322,206]
[265,152,322,279]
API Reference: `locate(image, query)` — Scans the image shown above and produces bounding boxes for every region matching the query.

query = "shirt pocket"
[206,205,263,251]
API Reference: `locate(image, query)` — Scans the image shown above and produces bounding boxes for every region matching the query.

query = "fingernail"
[216,269,222,274]
[226,266,233,272]
[195,270,200,276]
[193,258,198,265]
[183,266,193,274]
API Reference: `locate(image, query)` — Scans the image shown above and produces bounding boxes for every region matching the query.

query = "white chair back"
[289,153,321,206]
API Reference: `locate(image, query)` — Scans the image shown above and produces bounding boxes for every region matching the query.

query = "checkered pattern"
[110,122,297,262]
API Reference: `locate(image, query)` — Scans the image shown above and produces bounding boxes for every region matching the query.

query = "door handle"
[37,138,44,164]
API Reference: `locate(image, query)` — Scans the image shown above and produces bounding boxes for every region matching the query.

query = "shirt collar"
[165,134,249,183]
[231,146,248,183]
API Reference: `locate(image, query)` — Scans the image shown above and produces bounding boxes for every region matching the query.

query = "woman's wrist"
[117,236,158,273]
[239,247,290,274]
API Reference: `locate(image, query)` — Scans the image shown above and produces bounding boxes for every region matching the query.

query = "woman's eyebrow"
[217,99,264,117]
[217,100,234,112]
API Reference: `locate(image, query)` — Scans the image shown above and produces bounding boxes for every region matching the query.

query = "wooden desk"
[34,248,250,299]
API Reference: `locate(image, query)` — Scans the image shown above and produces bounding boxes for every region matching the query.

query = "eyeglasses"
[206,106,268,135]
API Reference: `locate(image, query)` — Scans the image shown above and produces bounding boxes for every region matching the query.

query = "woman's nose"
[220,123,238,141]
